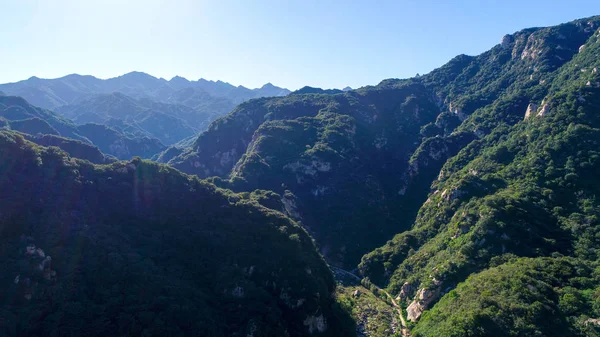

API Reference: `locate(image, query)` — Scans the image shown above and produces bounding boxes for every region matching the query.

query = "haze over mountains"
[0,72,290,110]
[0,72,290,147]
[1,14,600,337]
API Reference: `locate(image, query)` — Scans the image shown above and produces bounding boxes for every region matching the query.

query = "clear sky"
[1,0,599,90]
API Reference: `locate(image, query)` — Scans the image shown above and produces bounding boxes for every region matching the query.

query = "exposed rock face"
[520,33,543,60]
[398,282,415,300]
[448,102,467,121]
[231,286,244,298]
[217,148,238,168]
[246,321,258,337]
[406,287,441,322]
[585,318,600,326]
[441,188,466,202]
[373,134,388,149]
[303,315,327,334]
[16,242,58,300]
[283,159,332,183]
[281,191,302,220]
[537,103,550,117]
[279,288,306,309]
[524,103,538,119]
[501,34,514,48]
[397,133,475,202]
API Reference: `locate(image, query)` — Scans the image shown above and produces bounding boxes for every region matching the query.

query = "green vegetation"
[0,95,88,142]
[171,17,600,275]
[335,285,401,337]
[413,257,600,337]
[8,117,61,136]
[0,95,167,160]
[171,80,450,267]
[357,15,600,336]
[0,73,290,146]
[56,92,198,145]
[21,133,115,164]
[76,123,165,159]
[1,14,600,337]
[0,131,351,336]
[169,14,600,335]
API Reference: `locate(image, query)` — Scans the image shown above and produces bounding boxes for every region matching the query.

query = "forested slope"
[0,131,350,337]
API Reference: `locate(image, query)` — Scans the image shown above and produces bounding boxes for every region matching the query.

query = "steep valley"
[1,14,600,337]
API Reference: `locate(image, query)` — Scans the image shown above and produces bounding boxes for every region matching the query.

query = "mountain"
[22,133,116,164]
[0,72,163,109]
[0,72,290,116]
[169,14,599,263]
[56,92,198,145]
[0,130,351,336]
[168,80,463,267]
[7,117,60,136]
[76,123,165,159]
[165,15,600,335]
[159,87,236,128]
[2,14,600,337]
[358,16,600,332]
[57,92,151,122]
[0,95,88,142]
[0,112,112,164]
[255,83,292,97]
[0,73,290,145]
[291,86,345,95]
[0,95,165,160]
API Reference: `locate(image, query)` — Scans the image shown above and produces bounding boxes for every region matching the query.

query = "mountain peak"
[62,73,85,78]
[292,86,343,95]
[120,71,157,80]
[215,80,233,86]
[170,75,189,82]
[169,76,191,87]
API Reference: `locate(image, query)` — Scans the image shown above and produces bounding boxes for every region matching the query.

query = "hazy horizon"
[0,71,292,91]
[2,0,599,90]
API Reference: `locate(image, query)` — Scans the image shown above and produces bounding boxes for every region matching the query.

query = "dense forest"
[0,131,353,336]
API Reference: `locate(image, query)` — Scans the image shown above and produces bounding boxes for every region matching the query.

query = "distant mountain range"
[0,95,164,160]
[0,72,290,110]
[0,72,290,145]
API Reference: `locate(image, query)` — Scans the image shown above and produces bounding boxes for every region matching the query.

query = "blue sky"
[1,0,599,90]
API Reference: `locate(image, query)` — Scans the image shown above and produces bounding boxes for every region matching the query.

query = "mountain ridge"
[0,71,290,110]
[0,130,351,336]
[0,72,291,148]
[1,14,600,337]
[160,15,600,336]
[0,95,166,160]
